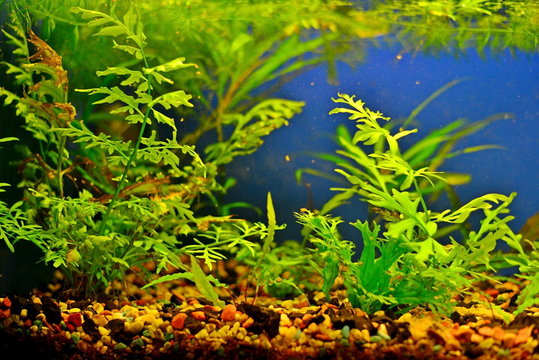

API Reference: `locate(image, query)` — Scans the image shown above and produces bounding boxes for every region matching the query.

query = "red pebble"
[191,311,206,321]
[221,304,236,322]
[2,297,12,308]
[171,313,188,330]
[67,313,83,327]
[0,309,10,319]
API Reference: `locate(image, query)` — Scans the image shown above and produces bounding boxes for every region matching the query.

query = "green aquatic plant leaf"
[96,67,145,86]
[149,90,193,110]
[190,255,226,308]
[205,99,303,165]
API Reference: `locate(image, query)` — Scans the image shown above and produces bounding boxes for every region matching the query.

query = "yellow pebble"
[283,326,298,341]
[231,321,240,335]
[479,337,495,350]
[160,341,172,352]
[126,321,144,334]
[195,329,209,339]
[206,323,217,333]
[92,315,107,327]
[92,303,104,314]
[261,339,272,349]
[321,314,331,328]
[328,329,341,340]
[280,314,292,327]
[139,314,157,326]
[154,328,164,341]
[219,325,231,335]
[361,329,371,342]
[238,313,249,322]
[308,338,323,348]
[306,322,318,333]
[101,335,112,345]
[98,326,110,336]
[348,328,362,342]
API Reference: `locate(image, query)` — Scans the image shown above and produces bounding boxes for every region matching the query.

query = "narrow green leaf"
[264,192,276,254]
[144,57,195,73]
[190,255,225,307]
[0,137,18,142]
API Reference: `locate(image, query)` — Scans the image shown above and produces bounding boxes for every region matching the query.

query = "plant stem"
[56,136,66,199]
[413,177,429,214]
[99,53,152,235]
[98,106,151,235]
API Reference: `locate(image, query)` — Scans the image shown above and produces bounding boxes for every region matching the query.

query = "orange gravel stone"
[221,304,236,321]
[2,297,12,308]
[171,313,188,330]
[242,317,254,329]
[492,326,505,341]
[0,308,10,319]
[315,333,332,341]
[477,326,494,337]
[191,311,205,321]
[515,326,533,345]
[503,332,517,348]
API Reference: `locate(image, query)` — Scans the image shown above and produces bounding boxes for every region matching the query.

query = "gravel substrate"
[1,273,539,359]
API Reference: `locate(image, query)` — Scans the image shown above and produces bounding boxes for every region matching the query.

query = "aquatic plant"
[0,0,386,299]
[295,93,535,314]
[0,8,271,298]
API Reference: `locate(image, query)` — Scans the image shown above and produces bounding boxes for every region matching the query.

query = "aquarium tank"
[0,0,538,316]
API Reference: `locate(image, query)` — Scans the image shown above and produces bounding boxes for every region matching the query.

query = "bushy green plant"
[0,8,270,299]
[296,93,532,314]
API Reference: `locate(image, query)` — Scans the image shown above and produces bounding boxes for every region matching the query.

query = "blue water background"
[225,45,539,244]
